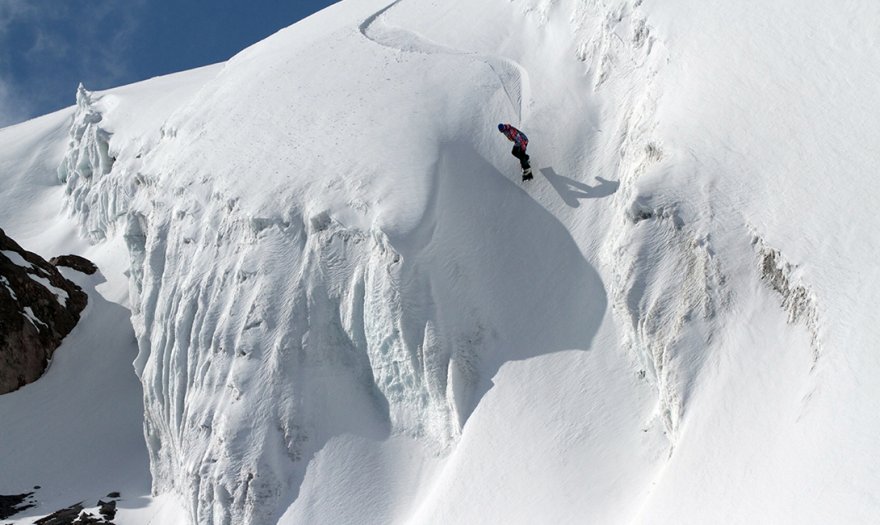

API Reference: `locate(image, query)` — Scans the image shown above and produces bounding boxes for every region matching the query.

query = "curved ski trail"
[359,0,531,123]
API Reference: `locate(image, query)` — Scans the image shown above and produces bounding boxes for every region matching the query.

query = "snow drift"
[2,0,880,523]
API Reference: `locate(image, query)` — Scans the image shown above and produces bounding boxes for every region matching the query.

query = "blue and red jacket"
[499,124,528,150]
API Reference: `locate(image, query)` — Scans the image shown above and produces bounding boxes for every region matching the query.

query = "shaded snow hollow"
[2,0,880,523]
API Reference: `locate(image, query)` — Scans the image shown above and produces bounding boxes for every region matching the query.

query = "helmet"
[498,123,506,131]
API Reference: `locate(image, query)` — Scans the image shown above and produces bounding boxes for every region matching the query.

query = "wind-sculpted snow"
[127,203,403,523]
[55,0,662,521]
[53,1,608,522]
[753,234,821,367]
[117,122,603,524]
[567,0,708,444]
[57,85,119,242]
[360,0,530,122]
[36,0,880,522]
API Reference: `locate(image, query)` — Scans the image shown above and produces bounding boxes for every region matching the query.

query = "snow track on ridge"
[7,0,880,522]
[359,0,531,123]
[54,3,555,521]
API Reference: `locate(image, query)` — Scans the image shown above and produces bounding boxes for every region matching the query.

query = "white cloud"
[87,0,147,87]
[28,27,69,59]
[0,78,30,128]
[0,0,147,125]
[0,0,33,31]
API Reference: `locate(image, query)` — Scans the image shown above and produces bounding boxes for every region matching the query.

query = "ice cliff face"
[57,85,119,243]
[53,0,681,521]
[49,0,880,522]
[56,1,588,521]
[60,75,470,525]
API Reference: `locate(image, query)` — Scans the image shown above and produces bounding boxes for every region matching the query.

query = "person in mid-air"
[498,123,532,181]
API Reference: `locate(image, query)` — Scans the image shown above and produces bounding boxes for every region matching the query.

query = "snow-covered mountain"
[2,0,879,523]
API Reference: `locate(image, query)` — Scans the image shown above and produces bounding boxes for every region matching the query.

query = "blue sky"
[0,0,340,127]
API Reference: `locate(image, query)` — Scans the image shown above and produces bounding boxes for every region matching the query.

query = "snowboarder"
[498,123,532,181]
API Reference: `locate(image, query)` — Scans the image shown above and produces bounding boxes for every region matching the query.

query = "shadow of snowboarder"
[540,167,619,207]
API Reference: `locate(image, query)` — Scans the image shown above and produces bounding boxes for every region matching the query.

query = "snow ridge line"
[358,0,530,123]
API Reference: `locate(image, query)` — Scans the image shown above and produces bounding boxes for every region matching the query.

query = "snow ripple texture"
[126,206,462,524]
[41,0,880,522]
[56,2,605,522]
[54,0,678,521]
[573,0,715,443]
[63,103,468,524]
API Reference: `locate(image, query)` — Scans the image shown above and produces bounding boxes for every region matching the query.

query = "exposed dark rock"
[98,500,116,521]
[0,228,88,395]
[1,493,120,525]
[49,255,98,275]
[31,500,118,525]
[0,492,36,519]
[70,511,107,525]
[33,503,83,525]
[105,492,120,499]
[756,237,821,366]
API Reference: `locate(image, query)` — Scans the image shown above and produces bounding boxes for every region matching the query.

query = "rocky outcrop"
[50,254,99,275]
[0,492,36,519]
[0,229,89,395]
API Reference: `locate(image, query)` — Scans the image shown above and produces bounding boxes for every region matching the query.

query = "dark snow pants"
[512,145,530,170]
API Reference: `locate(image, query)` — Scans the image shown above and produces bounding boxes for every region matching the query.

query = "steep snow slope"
[50,1,655,521]
[628,2,880,521]
[0,109,77,253]
[0,67,222,523]
[0,263,149,520]
[2,0,880,523]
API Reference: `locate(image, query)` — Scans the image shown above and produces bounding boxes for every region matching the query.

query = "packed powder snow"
[1,0,880,523]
